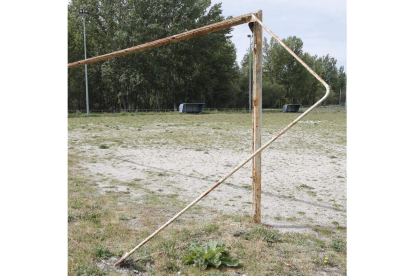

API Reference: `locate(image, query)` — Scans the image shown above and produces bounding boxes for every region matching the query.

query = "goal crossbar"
[68,11,258,68]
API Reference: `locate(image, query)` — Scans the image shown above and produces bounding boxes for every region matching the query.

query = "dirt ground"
[68,110,346,234]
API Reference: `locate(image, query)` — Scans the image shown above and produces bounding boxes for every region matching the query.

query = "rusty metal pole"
[252,10,262,224]
[68,11,257,68]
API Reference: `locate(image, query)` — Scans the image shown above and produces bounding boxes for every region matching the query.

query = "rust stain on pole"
[68,11,258,68]
[252,10,262,224]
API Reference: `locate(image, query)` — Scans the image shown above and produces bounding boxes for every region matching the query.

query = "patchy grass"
[68,158,346,275]
[68,110,346,152]
[296,184,315,190]
[68,111,346,275]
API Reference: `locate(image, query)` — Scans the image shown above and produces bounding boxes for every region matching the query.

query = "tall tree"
[68,0,240,111]
[260,36,346,106]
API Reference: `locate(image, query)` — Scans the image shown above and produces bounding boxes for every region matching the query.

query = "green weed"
[330,238,346,253]
[182,241,240,270]
[93,245,113,259]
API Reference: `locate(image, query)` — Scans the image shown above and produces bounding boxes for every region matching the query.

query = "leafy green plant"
[182,241,240,270]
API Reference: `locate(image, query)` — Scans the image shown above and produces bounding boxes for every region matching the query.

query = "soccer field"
[68,109,346,275]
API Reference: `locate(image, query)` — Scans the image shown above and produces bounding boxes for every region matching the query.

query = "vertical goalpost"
[252,10,262,223]
[68,10,331,266]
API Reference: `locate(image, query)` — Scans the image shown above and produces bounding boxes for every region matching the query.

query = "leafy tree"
[260,36,346,107]
[263,36,307,103]
[68,1,346,110]
[68,0,240,111]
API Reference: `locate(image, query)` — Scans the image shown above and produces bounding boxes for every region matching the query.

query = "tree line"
[68,0,346,111]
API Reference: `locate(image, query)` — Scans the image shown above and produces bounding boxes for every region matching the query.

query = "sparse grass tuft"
[296,184,315,190]
[75,264,106,276]
[330,237,347,253]
[251,226,282,244]
[204,222,220,235]
[93,245,114,259]
[312,227,335,236]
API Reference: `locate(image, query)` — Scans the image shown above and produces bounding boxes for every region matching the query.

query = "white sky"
[211,0,347,71]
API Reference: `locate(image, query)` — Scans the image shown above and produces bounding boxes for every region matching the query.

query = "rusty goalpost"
[68,10,330,266]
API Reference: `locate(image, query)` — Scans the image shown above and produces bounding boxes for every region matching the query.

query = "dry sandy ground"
[69,113,346,234]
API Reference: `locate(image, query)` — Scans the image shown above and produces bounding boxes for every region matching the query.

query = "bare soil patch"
[69,112,346,234]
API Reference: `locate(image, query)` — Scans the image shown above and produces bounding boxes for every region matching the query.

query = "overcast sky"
[210,0,347,71]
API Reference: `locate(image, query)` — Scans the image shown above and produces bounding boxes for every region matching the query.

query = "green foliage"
[312,227,334,236]
[260,36,346,106]
[182,241,240,270]
[75,263,106,276]
[233,227,282,244]
[68,0,241,111]
[252,227,282,244]
[68,1,346,111]
[296,184,315,190]
[204,222,220,235]
[330,238,347,253]
[93,245,113,259]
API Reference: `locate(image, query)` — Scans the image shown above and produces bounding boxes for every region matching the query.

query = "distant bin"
[282,104,301,113]
[179,103,205,113]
